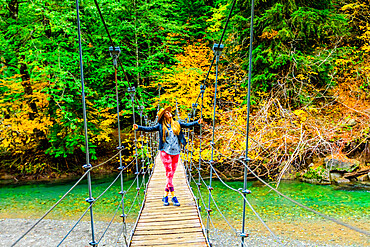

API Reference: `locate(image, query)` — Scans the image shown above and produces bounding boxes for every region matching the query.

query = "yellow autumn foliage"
[151,41,220,120]
[0,67,52,154]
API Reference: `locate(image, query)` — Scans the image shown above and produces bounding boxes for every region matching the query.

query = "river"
[0,174,369,246]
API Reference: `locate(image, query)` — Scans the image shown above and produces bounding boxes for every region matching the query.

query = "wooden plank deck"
[130,154,208,246]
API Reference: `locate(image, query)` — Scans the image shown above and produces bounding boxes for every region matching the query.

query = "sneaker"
[171,196,180,206]
[162,196,169,206]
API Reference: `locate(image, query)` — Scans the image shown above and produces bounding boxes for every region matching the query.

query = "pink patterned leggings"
[160,151,179,192]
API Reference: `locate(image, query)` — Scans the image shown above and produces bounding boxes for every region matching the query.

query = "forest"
[1,0,369,181]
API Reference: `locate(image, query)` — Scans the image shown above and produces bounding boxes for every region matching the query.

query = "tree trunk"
[19,59,38,121]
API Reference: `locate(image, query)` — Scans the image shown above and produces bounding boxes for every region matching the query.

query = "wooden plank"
[144,198,195,203]
[140,206,196,212]
[147,243,207,247]
[132,232,205,241]
[138,216,199,223]
[131,239,206,246]
[140,208,196,216]
[139,212,198,220]
[134,222,199,232]
[136,219,200,227]
[135,227,202,235]
[140,205,196,211]
[130,154,207,246]
[145,195,193,200]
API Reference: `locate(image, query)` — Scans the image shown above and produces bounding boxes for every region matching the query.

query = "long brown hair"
[161,116,181,142]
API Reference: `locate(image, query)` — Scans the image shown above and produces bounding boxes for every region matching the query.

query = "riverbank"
[1,218,368,247]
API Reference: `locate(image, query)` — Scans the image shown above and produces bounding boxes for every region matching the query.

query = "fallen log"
[343,169,370,179]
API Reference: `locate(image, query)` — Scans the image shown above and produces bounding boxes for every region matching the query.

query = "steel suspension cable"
[138,104,147,189]
[216,0,237,48]
[91,0,130,84]
[191,165,246,247]
[242,161,370,237]
[75,0,97,244]
[129,87,140,192]
[205,44,222,243]
[57,170,124,246]
[193,156,280,244]
[196,169,238,233]
[209,165,283,245]
[192,91,203,106]
[185,114,192,180]
[241,0,256,245]
[10,171,88,247]
[198,0,237,90]
[11,150,127,245]
[96,163,143,246]
[143,115,151,176]
[96,195,124,245]
[188,106,197,184]
[197,86,206,212]
[112,56,129,246]
[58,161,139,247]
[92,0,114,47]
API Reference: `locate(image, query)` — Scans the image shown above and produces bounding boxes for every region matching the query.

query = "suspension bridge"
[130,155,207,246]
[8,0,370,246]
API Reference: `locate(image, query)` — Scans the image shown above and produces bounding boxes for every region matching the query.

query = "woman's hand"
[133,124,138,130]
[198,118,203,124]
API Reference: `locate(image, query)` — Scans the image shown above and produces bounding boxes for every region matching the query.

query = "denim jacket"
[136,120,200,151]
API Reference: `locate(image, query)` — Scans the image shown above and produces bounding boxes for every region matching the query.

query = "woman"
[133,106,202,206]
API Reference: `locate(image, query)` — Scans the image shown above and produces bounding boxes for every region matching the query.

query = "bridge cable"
[188,165,247,246]
[57,169,124,246]
[10,172,89,247]
[129,87,140,192]
[209,164,283,244]
[143,115,152,177]
[197,85,206,213]
[9,152,123,246]
[127,155,157,243]
[240,0,256,244]
[96,195,124,245]
[111,51,130,246]
[137,103,147,198]
[57,160,139,246]
[197,0,237,93]
[188,0,236,241]
[205,41,222,243]
[75,0,99,244]
[191,163,254,246]
[187,106,197,184]
[241,160,370,237]
[92,163,143,246]
[92,0,131,84]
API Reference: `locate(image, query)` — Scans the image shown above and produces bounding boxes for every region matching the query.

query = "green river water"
[1,174,369,245]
